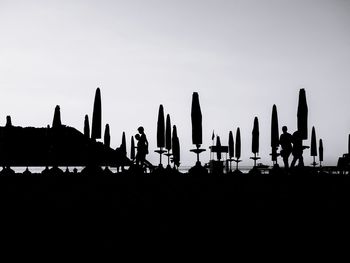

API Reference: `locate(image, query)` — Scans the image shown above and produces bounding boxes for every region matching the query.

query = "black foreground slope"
[0,125,130,166]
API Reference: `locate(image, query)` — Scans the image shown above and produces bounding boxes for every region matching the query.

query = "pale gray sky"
[0,0,349,166]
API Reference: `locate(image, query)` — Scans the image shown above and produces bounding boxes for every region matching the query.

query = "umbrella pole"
[313,156,316,168]
[196,145,200,164]
[160,147,163,166]
[254,153,257,167]
[168,150,170,166]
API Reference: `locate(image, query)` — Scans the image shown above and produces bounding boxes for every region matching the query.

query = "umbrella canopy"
[121,132,127,156]
[216,136,222,160]
[235,128,241,160]
[157,104,165,148]
[191,92,202,146]
[165,114,172,151]
[228,131,234,159]
[297,88,308,140]
[252,117,259,154]
[311,126,317,157]
[91,88,102,140]
[104,124,110,148]
[172,125,180,167]
[130,136,135,160]
[52,105,62,128]
[271,104,279,148]
[319,139,323,162]
[84,115,90,138]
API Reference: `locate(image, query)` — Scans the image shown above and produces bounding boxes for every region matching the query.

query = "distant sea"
[8,166,255,174]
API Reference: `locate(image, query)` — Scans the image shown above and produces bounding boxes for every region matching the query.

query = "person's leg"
[284,157,289,169]
[291,155,297,168]
[298,155,304,167]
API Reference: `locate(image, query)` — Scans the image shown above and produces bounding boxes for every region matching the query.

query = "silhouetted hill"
[0,125,130,167]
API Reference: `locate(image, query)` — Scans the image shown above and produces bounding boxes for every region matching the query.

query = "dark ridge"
[0,125,130,167]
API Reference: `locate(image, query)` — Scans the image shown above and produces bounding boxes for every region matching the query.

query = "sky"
[0,0,349,167]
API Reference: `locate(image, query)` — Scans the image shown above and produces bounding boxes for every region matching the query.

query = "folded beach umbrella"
[165,114,172,151]
[319,139,323,165]
[172,125,180,168]
[91,88,102,140]
[234,127,241,170]
[216,136,222,161]
[52,105,62,128]
[252,117,259,155]
[130,136,135,161]
[235,128,241,160]
[228,131,234,159]
[104,124,110,148]
[191,92,202,146]
[297,88,308,140]
[121,131,127,156]
[84,115,90,139]
[310,126,317,167]
[271,105,279,162]
[157,105,165,148]
[311,126,317,157]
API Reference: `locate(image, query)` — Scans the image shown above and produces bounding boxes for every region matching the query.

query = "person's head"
[282,126,288,133]
[137,126,144,134]
[135,134,140,140]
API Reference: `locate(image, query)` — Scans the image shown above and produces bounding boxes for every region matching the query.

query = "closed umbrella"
[91,88,102,140]
[130,136,135,161]
[319,139,323,167]
[297,88,308,140]
[165,114,172,166]
[104,124,110,148]
[190,92,205,164]
[310,126,317,167]
[228,131,234,172]
[84,115,90,139]
[191,92,202,146]
[228,131,234,159]
[121,132,126,156]
[271,105,279,164]
[251,117,260,167]
[216,136,222,161]
[234,127,241,170]
[155,104,166,166]
[157,105,165,148]
[52,105,62,128]
[172,125,180,168]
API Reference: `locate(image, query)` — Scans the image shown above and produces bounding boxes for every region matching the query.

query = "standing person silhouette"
[290,130,309,168]
[279,126,293,169]
[136,126,149,168]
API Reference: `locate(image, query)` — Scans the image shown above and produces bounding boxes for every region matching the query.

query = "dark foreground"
[1,168,350,250]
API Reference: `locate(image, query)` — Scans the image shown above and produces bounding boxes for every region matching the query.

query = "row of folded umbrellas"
[86,88,349,169]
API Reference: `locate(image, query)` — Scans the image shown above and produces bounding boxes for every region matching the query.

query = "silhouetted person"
[279,126,293,169]
[6,116,12,127]
[135,126,148,168]
[291,130,309,168]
